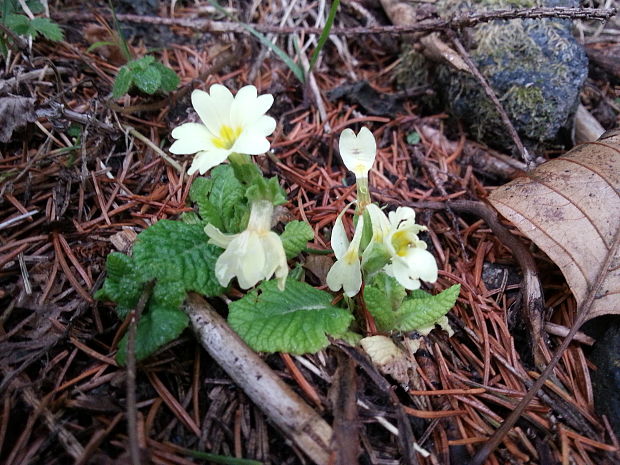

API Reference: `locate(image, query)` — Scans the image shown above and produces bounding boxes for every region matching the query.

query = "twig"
[330,353,360,465]
[36,102,117,134]
[125,126,184,174]
[470,223,620,465]
[449,34,534,167]
[0,210,38,231]
[184,293,333,465]
[55,7,617,36]
[126,282,154,465]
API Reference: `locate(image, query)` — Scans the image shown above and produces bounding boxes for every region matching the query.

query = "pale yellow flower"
[205,200,287,290]
[170,84,276,175]
[366,204,438,290]
[326,206,365,297]
[338,127,377,180]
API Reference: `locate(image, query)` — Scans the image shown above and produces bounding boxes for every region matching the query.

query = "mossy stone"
[400,0,588,150]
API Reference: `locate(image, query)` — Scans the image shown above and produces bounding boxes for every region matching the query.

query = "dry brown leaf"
[488,130,620,322]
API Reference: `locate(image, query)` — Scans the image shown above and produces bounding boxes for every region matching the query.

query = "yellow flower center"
[391,230,413,257]
[212,125,242,150]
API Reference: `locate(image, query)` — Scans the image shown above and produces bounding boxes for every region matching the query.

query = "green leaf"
[190,165,249,233]
[368,283,460,333]
[245,176,286,205]
[29,17,63,41]
[132,220,226,298]
[112,65,133,99]
[98,220,226,364]
[132,64,161,94]
[5,13,29,35]
[280,221,314,259]
[364,273,407,331]
[94,252,143,319]
[128,55,155,70]
[116,304,189,364]
[86,40,116,53]
[151,61,180,92]
[228,280,353,354]
[308,0,340,73]
[394,285,459,331]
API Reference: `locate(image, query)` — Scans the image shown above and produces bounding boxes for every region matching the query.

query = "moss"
[396,0,587,149]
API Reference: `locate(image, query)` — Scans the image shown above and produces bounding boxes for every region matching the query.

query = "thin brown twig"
[55,7,616,36]
[126,281,154,465]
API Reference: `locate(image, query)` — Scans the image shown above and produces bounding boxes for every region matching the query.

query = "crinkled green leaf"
[281,221,314,259]
[94,252,142,319]
[179,211,203,225]
[132,64,161,94]
[128,55,155,70]
[116,304,189,364]
[112,66,133,99]
[228,280,353,354]
[231,160,263,185]
[364,273,407,331]
[190,166,249,233]
[245,176,286,205]
[132,220,225,297]
[151,61,180,92]
[29,17,63,41]
[395,285,460,331]
[5,14,30,35]
[97,220,226,364]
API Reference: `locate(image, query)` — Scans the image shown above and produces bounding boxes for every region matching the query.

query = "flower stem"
[355,177,371,214]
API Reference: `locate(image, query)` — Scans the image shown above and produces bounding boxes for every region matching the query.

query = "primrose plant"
[96,83,459,364]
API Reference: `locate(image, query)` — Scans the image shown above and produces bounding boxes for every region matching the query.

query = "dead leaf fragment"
[488,130,620,322]
[0,96,36,143]
[360,335,423,388]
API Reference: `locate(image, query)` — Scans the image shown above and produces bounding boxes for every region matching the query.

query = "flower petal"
[326,255,362,297]
[390,258,421,290]
[231,129,270,155]
[187,148,230,175]
[235,231,266,289]
[192,86,233,135]
[366,203,391,241]
[169,123,214,154]
[388,206,416,229]
[205,224,236,248]
[403,247,438,283]
[339,127,376,178]
[330,206,352,260]
[230,86,274,127]
[262,231,289,289]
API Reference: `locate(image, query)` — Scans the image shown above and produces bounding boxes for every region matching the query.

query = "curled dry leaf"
[0,96,36,143]
[488,129,620,322]
[360,335,422,389]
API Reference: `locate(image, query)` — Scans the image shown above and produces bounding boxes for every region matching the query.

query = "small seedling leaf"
[112,65,133,99]
[132,64,161,94]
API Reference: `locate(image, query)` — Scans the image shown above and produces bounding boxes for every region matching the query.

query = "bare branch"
[55,7,617,36]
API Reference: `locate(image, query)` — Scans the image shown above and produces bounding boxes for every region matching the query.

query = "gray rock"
[400,0,588,151]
